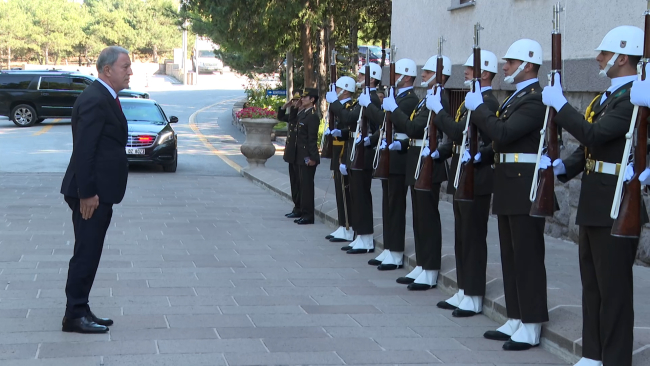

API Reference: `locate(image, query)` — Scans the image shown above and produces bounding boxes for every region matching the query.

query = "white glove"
[358,88,372,107]
[324,127,331,136]
[552,158,566,176]
[430,149,440,159]
[380,139,387,150]
[388,141,401,151]
[382,94,398,112]
[542,73,567,111]
[639,167,650,185]
[461,149,471,163]
[631,64,650,107]
[354,135,361,145]
[326,91,338,104]
[474,152,482,163]
[331,129,342,137]
[363,136,371,146]
[539,155,552,170]
[464,80,483,111]
[426,88,434,96]
[624,163,634,182]
[421,146,430,157]
[426,91,443,114]
[339,164,348,176]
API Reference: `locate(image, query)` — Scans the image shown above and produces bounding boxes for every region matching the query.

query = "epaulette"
[584,94,601,124]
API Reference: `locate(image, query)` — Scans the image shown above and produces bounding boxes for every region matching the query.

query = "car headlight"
[158,132,174,144]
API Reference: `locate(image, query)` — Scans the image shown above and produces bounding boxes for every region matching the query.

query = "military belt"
[394,133,409,140]
[495,153,537,164]
[409,139,425,147]
[585,159,620,175]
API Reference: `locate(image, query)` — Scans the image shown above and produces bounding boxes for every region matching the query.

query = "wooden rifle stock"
[321,50,336,159]
[351,62,372,170]
[611,4,650,237]
[414,55,443,191]
[530,9,562,217]
[373,57,395,180]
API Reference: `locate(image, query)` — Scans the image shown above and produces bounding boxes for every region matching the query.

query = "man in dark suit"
[278,92,302,218]
[541,26,646,366]
[432,50,499,316]
[60,46,132,334]
[465,39,552,351]
[294,88,321,225]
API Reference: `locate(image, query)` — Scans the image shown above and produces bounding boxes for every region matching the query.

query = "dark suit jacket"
[278,106,300,164]
[472,81,551,215]
[295,107,321,166]
[556,82,649,226]
[366,88,419,175]
[61,80,128,204]
[435,89,499,195]
[329,99,358,169]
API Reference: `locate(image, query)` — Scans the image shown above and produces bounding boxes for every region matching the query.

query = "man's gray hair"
[96,46,129,74]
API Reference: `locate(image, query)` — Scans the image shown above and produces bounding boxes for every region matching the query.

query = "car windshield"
[198,50,215,58]
[120,102,165,123]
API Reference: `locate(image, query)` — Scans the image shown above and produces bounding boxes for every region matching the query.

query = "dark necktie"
[115,96,122,110]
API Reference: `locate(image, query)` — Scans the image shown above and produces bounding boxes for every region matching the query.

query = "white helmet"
[503,39,543,65]
[595,25,644,56]
[422,55,452,76]
[359,63,383,81]
[335,76,356,93]
[463,50,498,74]
[395,58,417,77]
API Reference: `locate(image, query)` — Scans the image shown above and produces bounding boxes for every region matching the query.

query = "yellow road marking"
[188,98,243,173]
[32,118,61,136]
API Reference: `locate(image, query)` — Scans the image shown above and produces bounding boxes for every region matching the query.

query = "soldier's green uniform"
[278,98,302,216]
[295,88,321,223]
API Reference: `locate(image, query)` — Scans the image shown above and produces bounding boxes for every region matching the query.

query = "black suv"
[0,70,149,127]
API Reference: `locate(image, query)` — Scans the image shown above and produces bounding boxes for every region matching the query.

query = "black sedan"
[121,98,178,172]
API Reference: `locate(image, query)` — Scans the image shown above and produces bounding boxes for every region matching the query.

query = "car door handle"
[41,93,49,96]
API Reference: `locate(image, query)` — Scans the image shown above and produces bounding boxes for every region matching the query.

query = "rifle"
[610,0,650,238]
[529,2,562,217]
[414,37,444,191]
[373,44,396,180]
[455,24,483,201]
[321,49,337,159]
[350,48,371,170]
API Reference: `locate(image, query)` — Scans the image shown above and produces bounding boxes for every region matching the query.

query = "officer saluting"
[294,88,321,225]
[464,39,552,351]
[431,50,500,316]
[541,26,647,366]
[278,92,303,219]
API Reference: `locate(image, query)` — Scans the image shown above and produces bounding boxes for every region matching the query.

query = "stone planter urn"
[239,118,277,168]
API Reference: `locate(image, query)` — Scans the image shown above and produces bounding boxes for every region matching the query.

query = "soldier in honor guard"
[323,79,356,242]
[390,54,452,290]
[463,39,551,350]
[341,63,384,254]
[540,26,647,366]
[294,88,321,225]
[278,92,303,219]
[429,50,500,315]
[359,58,419,270]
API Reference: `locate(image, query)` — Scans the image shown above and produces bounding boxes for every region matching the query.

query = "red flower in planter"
[236,106,277,119]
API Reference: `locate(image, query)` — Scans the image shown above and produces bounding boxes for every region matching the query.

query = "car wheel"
[11,104,38,127]
[163,152,177,173]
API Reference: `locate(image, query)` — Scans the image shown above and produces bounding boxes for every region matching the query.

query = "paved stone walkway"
[0,172,571,365]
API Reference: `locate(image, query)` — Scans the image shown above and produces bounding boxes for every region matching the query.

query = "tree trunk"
[301,20,314,88]
[6,46,10,70]
[349,15,359,75]
[153,45,159,63]
[286,51,294,102]
[317,24,327,117]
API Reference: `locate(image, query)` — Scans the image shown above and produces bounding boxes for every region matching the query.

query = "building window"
[448,0,475,11]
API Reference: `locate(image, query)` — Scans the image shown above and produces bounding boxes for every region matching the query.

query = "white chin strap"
[356,81,364,89]
[420,74,434,88]
[504,61,528,84]
[395,74,405,87]
[464,79,473,87]
[599,53,619,78]
[336,90,344,97]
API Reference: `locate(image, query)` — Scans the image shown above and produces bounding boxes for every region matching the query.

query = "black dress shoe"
[294,218,301,223]
[89,311,113,326]
[377,264,403,271]
[396,277,415,285]
[62,316,109,334]
[325,235,334,239]
[407,283,435,291]
[346,248,374,254]
[503,340,537,351]
[296,218,314,225]
[329,237,351,242]
[452,308,480,318]
[436,301,458,310]
[340,245,352,251]
[483,330,511,341]
[285,212,301,218]
[368,259,381,266]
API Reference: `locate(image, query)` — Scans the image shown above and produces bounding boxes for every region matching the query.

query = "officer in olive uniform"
[431,50,499,316]
[386,54,451,290]
[541,26,647,366]
[464,39,553,351]
[323,79,356,242]
[360,58,419,270]
[278,92,303,218]
[342,63,383,254]
[294,88,321,225]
